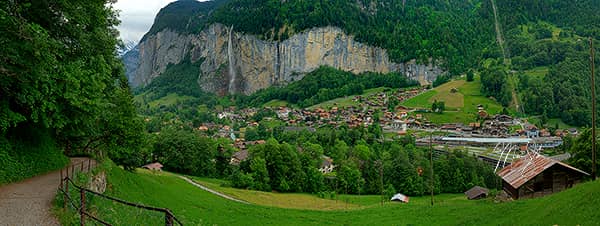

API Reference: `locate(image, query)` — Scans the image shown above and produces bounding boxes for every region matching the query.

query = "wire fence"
[58,161,182,226]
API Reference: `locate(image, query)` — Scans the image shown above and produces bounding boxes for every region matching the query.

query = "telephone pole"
[591,37,597,180]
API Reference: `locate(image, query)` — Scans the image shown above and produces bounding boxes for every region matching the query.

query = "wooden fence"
[58,161,182,226]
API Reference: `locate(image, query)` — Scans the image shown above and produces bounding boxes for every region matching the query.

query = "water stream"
[228,25,236,94]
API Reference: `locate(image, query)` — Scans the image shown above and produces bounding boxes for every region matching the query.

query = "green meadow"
[402,77,508,124]
[56,161,600,225]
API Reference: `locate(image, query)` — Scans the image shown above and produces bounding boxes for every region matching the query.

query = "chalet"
[497,153,589,200]
[525,124,539,138]
[568,128,578,136]
[494,114,513,123]
[441,123,458,131]
[319,156,335,174]
[230,149,249,165]
[399,111,408,118]
[539,129,551,137]
[395,105,410,111]
[469,122,481,129]
[478,110,489,119]
[464,186,489,200]
[197,126,209,132]
[415,114,423,120]
[142,162,163,171]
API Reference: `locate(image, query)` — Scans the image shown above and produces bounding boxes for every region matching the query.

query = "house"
[568,128,578,136]
[525,124,539,138]
[319,156,335,174]
[478,110,488,119]
[230,149,249,165]
[142,162,163,171]
[390,193,410,203]
[399,111,408,118]
[469,122,481,129]
[497,152,589,200]
[494,114,513,122]
[539,129,551,137]
[464,186,489,200]
[197,126,209,132]
[441,123,458,131]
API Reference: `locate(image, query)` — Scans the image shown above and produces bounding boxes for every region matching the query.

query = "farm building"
[497,153,589,200]
[464,186,489,200]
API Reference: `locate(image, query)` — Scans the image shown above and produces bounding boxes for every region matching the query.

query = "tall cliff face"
[127,23,443,95]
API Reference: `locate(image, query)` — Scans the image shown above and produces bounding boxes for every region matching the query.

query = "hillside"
[57,162,600,225]
[402,76,508,124]
[126,0,600,128]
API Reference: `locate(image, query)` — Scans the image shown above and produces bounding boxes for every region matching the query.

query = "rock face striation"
[127,23,443,95]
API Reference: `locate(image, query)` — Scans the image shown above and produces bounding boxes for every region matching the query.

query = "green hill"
[402,76,508,124]
[57,161,600,225]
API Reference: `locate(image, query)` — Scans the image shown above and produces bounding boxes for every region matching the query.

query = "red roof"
[497,153,589,189]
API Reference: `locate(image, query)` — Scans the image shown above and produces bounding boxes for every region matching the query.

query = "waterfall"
[228,25,236,94]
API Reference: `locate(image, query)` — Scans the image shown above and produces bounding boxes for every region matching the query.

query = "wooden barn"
[497,153,589,200]
[464,186,489,200]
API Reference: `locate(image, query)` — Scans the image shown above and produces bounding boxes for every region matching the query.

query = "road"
[0,157,92,226]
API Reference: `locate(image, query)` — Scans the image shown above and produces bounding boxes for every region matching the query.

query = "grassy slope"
[191,176,362,210]
[64,162,600,225]
[402,77,507,124]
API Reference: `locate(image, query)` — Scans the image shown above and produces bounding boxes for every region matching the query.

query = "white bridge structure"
[439,137,543,173]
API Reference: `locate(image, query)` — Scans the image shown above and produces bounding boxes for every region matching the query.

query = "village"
[193,87,573,170]
[178,85,591,202]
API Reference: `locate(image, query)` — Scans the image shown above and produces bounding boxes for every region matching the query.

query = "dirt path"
[178,176,249,204]
[0,157,93,226]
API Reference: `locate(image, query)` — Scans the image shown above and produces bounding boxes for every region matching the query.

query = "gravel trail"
[0,158,92,226]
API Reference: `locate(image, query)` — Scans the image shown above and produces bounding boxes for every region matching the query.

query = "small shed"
[497,153,589,200]
[464,186,489,200]
[142,162,163,171]
[390,193,410,203]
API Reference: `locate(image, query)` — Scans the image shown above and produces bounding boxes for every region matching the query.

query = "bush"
[0,126,69,185]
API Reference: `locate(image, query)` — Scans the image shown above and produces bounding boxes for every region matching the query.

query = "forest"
[235,66,418,108]
[477,1,600,126]
[148,125,499,196]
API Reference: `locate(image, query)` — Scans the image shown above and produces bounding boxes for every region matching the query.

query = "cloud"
[113,0,205,43]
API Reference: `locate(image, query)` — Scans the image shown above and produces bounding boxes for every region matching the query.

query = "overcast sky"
[114,0,205,44]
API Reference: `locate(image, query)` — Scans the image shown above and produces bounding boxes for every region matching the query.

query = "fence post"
[63,179,69,210]
[165,210,174,226]
[80,161,84,172]
[87,159,91,172]
[71,164,75,177]
[60,169,63,189]
[80,189,86,226]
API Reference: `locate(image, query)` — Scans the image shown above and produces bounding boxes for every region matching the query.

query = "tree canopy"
[1,0,144,169]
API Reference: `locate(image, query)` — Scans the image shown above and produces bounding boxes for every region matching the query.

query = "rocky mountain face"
[126,23,443,95]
